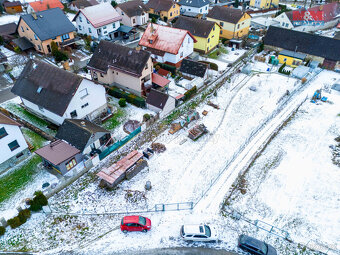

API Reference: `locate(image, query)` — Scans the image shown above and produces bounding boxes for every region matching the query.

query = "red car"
[120,215,151,233]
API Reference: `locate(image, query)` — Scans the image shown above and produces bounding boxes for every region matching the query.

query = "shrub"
[278,62,286,73]
[29,191,48,211]
[18,209,31,224]
[163,17,168,22]
[257,42,264,53]
[14,46,21,54]
[7,217,21,229]
[0,226,5,236]
[118,98,127,107]
[108,87,146,108]
[51,41,69,62]
[199,61,218,71]
[111,0,117,7]
[221,38,228,45]
[151,17,157,23]
[143,113,151,122]
[0,36,4,45]
[184,86,197,101]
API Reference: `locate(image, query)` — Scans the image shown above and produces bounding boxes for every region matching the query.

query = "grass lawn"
[4,103,56,136]
[208,47,228,59]
[21,128,47,152]
[102,107,125,131]
[0,155,42,204]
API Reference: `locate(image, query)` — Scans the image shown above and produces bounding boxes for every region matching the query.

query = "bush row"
[183,86,197,101]
[108,87,146,108]
[278,62,291,75]
[199,61,218,71]
[7,209,31,229]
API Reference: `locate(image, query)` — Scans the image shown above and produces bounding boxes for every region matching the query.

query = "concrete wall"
[116,7,149,26]
[181,4,209,15]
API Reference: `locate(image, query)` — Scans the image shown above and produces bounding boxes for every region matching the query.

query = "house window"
[282,22,285,27]
[34,34,38,40]
[200,8,202,13]
[133,18,136,23]
[104,31,107,34]
[205,6,207,10]
[79,88,88,98]
[170,12,173,17]
[38,45,41,50]
[285,23,288,27]
[180,52,183,57]
[21,26,24,32]
[79,16,82,22]
[8,140,20,151]
[88,27,92,33]
[38,106,44,112]
[0,127,8,139]
[26,27,29,30]
[213,26,215,31]
[188,8,191,11]
[237,24,240,29]
[16,152,24,158]
[113,23,116,29]
[121,11,124,15]
[100,73,104,77]
[208,38,210,43]
[70,110,78,118]
[103,26,107,29]
[66,158,77,171]
[78,25,82,30]
[62,34,70,40]
[220,21,224,27]
[173,4,175,8]
[145,63,148,69]
[87,19,90,24]
[97,28,101,34]
[220,30,222,35]
[283,58,287,62]
[81,103,89,108]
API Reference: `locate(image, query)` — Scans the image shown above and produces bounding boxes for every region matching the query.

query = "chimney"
[80,121,86,127]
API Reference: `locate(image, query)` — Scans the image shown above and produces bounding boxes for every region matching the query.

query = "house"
[278,50,306,67]
[139,23,196,67]
[173,16,220,54]
[178,0,209,16]
[207,6,251,39]
[146,0,180,21]
[116,0,149,27]
[27,0,64,13]
[179,59,208,80]
[0,112,29,171]
[11,60,107,126]
[146,89,176,118]
[55,119,112,155]
[249,0,279,9]
[274,3,340,32]
[263,26,340,70]
[3,1,22,14]
[69,0,98,12]
[151,73,170,91]
[0,22,17,41]
[17,8,76,54]
[35,140,83,175]
[87,40,152,97]
[73,3,122,40]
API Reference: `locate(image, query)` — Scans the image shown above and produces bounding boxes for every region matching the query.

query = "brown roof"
[146,0,175,12]
[3,1,21,7]
[207,6,246,24]
[157,68,170,76]
[146,89,169,110]
[71,0,93,9]
[97,150,143,184]
[173,16,216,38]
[35,140,81,165]
[117,0,149,17]
[0,112,20,126]
[0,22,17,36]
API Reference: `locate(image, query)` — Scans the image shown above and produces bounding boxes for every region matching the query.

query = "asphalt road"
[113,247,239,255]
[0,87,16,103]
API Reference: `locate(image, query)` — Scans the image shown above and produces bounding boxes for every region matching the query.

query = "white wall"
[64,79,107,121]
[274,13,294,29]
[75,12,120,39]
[163,33,194,64]
[116,7,149,26]
[181,4,209,15]
[0,124,28,164]
[159,96,176,118]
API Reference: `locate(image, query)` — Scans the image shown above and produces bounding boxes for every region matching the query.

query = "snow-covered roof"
[73,3,122,28]
[139,23,196,55]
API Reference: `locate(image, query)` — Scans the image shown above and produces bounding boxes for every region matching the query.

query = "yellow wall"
[148,3,180,20]
[250,0,280,9]
[207,13,250,39]
[278,54,303,67]
[194,23,220,53]
[18,19,74,54]
[5,5,23,14]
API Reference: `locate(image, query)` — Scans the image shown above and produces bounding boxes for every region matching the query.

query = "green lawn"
[208,47,228,59]
[102,108,125,130]
[0,155,42,204]
[22,128,47,151]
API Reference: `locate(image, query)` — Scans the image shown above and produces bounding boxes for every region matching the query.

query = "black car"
[238,234,277,255]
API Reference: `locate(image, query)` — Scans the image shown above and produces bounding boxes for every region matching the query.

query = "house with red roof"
[73,2,122,40]
[27,0,64,13]
[139,23,196,67]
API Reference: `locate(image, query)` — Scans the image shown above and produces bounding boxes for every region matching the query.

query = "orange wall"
[5,6,23,14]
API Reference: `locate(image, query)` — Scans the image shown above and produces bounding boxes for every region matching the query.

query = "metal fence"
[154,202,194,212]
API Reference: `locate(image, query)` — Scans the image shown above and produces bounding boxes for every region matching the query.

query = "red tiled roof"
[29,0,64,12]
[139,23,196,55]
[157,68,170,76]
[35,140,81,166]
[308,3,339,23]
[152,72,170,87]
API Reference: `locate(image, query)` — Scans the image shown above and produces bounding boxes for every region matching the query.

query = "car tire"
[123,230,128,234]
[142,229,147,233]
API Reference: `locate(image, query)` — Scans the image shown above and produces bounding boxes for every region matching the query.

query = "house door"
[114,32,119,38]
[47,44,51,53]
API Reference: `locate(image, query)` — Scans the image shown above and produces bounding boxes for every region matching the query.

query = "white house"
[73,2,122,40]
[146,89,176,118]
[115,0,149,27]
[139,23,196,67]
[178,0,209,16]
[11,60,108,126]
[0,113,29,172]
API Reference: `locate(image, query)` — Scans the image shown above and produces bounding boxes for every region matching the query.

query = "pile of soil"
[151,143,166,153]
[123,120,141,134]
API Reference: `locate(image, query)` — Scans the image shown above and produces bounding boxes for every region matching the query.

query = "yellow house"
[17,8,76,54]
[207,6,251,40]
[173,16,220,54]
[249,0,280,9]
[146,0,180,21]
[278,50,307,67]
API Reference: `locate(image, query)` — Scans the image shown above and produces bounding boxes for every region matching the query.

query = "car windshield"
[138,216,146,226]
[204,225,211,237]
[259,243,268,254]
[180,226,185,236]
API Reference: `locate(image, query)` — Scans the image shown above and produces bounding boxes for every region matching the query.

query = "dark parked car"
[238,234,277,255]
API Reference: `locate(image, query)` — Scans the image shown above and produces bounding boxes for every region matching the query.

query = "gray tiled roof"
[173,16,215,38]
[116,0,148,17]
[19,8,76,41]
[207,6,245,24]
[178,0,209,8]
[179,59,208,78]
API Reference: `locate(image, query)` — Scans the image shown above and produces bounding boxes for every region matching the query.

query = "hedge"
[7,217,21,229]
[108,87,146,108]
[18,209,31,224]
[149,13,160,20]
[29,191,48,212]
[199,61,218,71]
[155,62,176,74]
[0,226,5,236]
[184,86,197,101]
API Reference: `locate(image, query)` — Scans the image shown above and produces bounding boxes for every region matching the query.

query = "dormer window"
[37,86,43,93]
[149,39,153,44]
